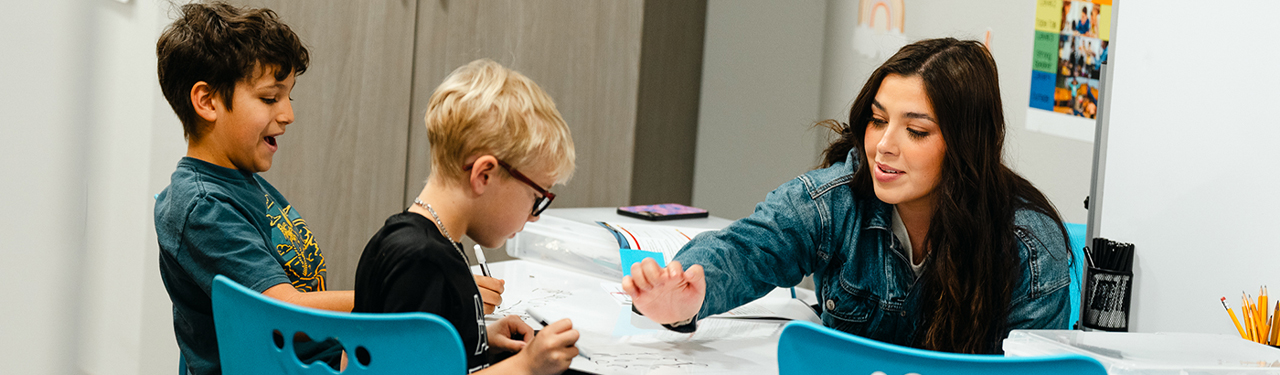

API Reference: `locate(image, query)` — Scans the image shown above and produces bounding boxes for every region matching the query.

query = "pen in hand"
[474,244,492,277]
[527,307,592,361]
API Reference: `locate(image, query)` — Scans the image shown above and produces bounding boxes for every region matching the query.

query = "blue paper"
[619,248,665,277]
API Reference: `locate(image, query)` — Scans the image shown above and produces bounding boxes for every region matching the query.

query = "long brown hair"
[819,38,1068,353]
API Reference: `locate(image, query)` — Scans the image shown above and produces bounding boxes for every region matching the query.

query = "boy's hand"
[621,258,705,324]
[486,315,534,352]
[515,318,579,375]
[474,275,504,314]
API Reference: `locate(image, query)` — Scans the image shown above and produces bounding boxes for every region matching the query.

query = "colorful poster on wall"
[1026,0,1111,142]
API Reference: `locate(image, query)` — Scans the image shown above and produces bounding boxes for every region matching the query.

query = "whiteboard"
[1098,1,1280,334]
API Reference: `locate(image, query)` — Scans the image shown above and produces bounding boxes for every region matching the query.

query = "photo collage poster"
[1029,0,1112,120]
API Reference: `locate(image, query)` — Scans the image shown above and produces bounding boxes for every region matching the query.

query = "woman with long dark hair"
[622,38,1072,354]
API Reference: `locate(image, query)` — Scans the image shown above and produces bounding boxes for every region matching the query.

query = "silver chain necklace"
[414,198,468,263]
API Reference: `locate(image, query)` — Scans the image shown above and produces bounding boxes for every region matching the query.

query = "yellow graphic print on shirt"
[265,194,327,292]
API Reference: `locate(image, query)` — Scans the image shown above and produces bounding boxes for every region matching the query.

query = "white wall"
[81,2,181,374]
[698,0,1093,225]
[1098,1,1280,334]
[692,0,829,220]
[86,2,189,373]
[2,1,185,374]
[0,1,91,374]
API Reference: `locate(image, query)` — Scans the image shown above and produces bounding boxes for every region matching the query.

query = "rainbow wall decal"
[852,0,908,60]
[859,0,904,34]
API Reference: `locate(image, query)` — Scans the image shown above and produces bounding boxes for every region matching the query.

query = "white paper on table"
[600,282,632,305]
[619,319,783,344]
[711,296,822,325]
[500,261,785,375]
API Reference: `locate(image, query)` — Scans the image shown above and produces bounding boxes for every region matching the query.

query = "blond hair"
[425,59,575,185]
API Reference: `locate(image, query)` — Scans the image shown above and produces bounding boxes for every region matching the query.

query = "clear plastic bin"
[1004,329,1280,374]
[507,214,624,280]
[506,208,735,281]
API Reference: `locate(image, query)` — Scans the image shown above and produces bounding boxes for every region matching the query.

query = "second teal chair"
[211,275,465,375]
[1064,222,1087,330]
[777,321,1106,375]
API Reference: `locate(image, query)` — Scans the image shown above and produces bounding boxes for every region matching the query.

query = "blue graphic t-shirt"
[267,193,327,292]
[156,157,334,375]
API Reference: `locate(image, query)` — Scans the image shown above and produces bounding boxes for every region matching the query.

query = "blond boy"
[353,59,579,374]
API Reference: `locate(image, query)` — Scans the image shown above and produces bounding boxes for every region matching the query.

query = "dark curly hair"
[156,2,309,140]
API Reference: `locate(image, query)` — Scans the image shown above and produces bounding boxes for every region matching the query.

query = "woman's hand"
[486,315,534,352]
[513,318,579,375]
[621,258,705,324]
[474,275,504,314]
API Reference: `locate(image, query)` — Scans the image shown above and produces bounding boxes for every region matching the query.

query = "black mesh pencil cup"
[1082,266,1133,332]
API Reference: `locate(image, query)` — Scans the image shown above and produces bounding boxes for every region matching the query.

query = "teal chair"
[777,321,1106,374]
[1064,222,1087,330]
[211,275,464,374]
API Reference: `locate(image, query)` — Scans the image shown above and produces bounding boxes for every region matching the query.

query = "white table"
[1003,330,1280,374]
[481,259,816,375]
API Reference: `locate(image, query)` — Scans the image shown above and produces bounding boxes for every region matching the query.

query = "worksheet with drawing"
[483,260,815,374]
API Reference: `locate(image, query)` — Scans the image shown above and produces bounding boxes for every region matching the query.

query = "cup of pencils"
[1221,287,1280,345]
[1082,237,1135,332]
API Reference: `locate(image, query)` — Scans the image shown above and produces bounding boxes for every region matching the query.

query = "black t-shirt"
[354,211,490,372]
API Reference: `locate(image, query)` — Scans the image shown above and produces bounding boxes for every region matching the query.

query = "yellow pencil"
[1260,289,1269,343]
[1264,300,1274,345]
[1269,307,1275,345]
[1254,294,1264,340]
[1254,297,1264,343]
[1224,297,1248,339]
[1245,295,1256,342]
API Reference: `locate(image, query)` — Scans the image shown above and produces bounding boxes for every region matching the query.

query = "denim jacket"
[673,150,1071,350]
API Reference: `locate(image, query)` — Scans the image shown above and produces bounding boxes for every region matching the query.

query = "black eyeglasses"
[467,159,556,216]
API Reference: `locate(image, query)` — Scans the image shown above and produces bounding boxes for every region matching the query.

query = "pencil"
[1253,296,1264,343]
[1258,293,1267,343]
[1270,301,1280,345]
[1252,295,1264,343]
[1261,288,1269,343]
[1245,294,1256,342]
[1269,304,1275,345]
[1224,297,1247,339]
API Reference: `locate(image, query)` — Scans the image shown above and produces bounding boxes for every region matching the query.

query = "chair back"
[1064,222,1087,329]
[212,275,465,375]
[777,321,1106,375]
